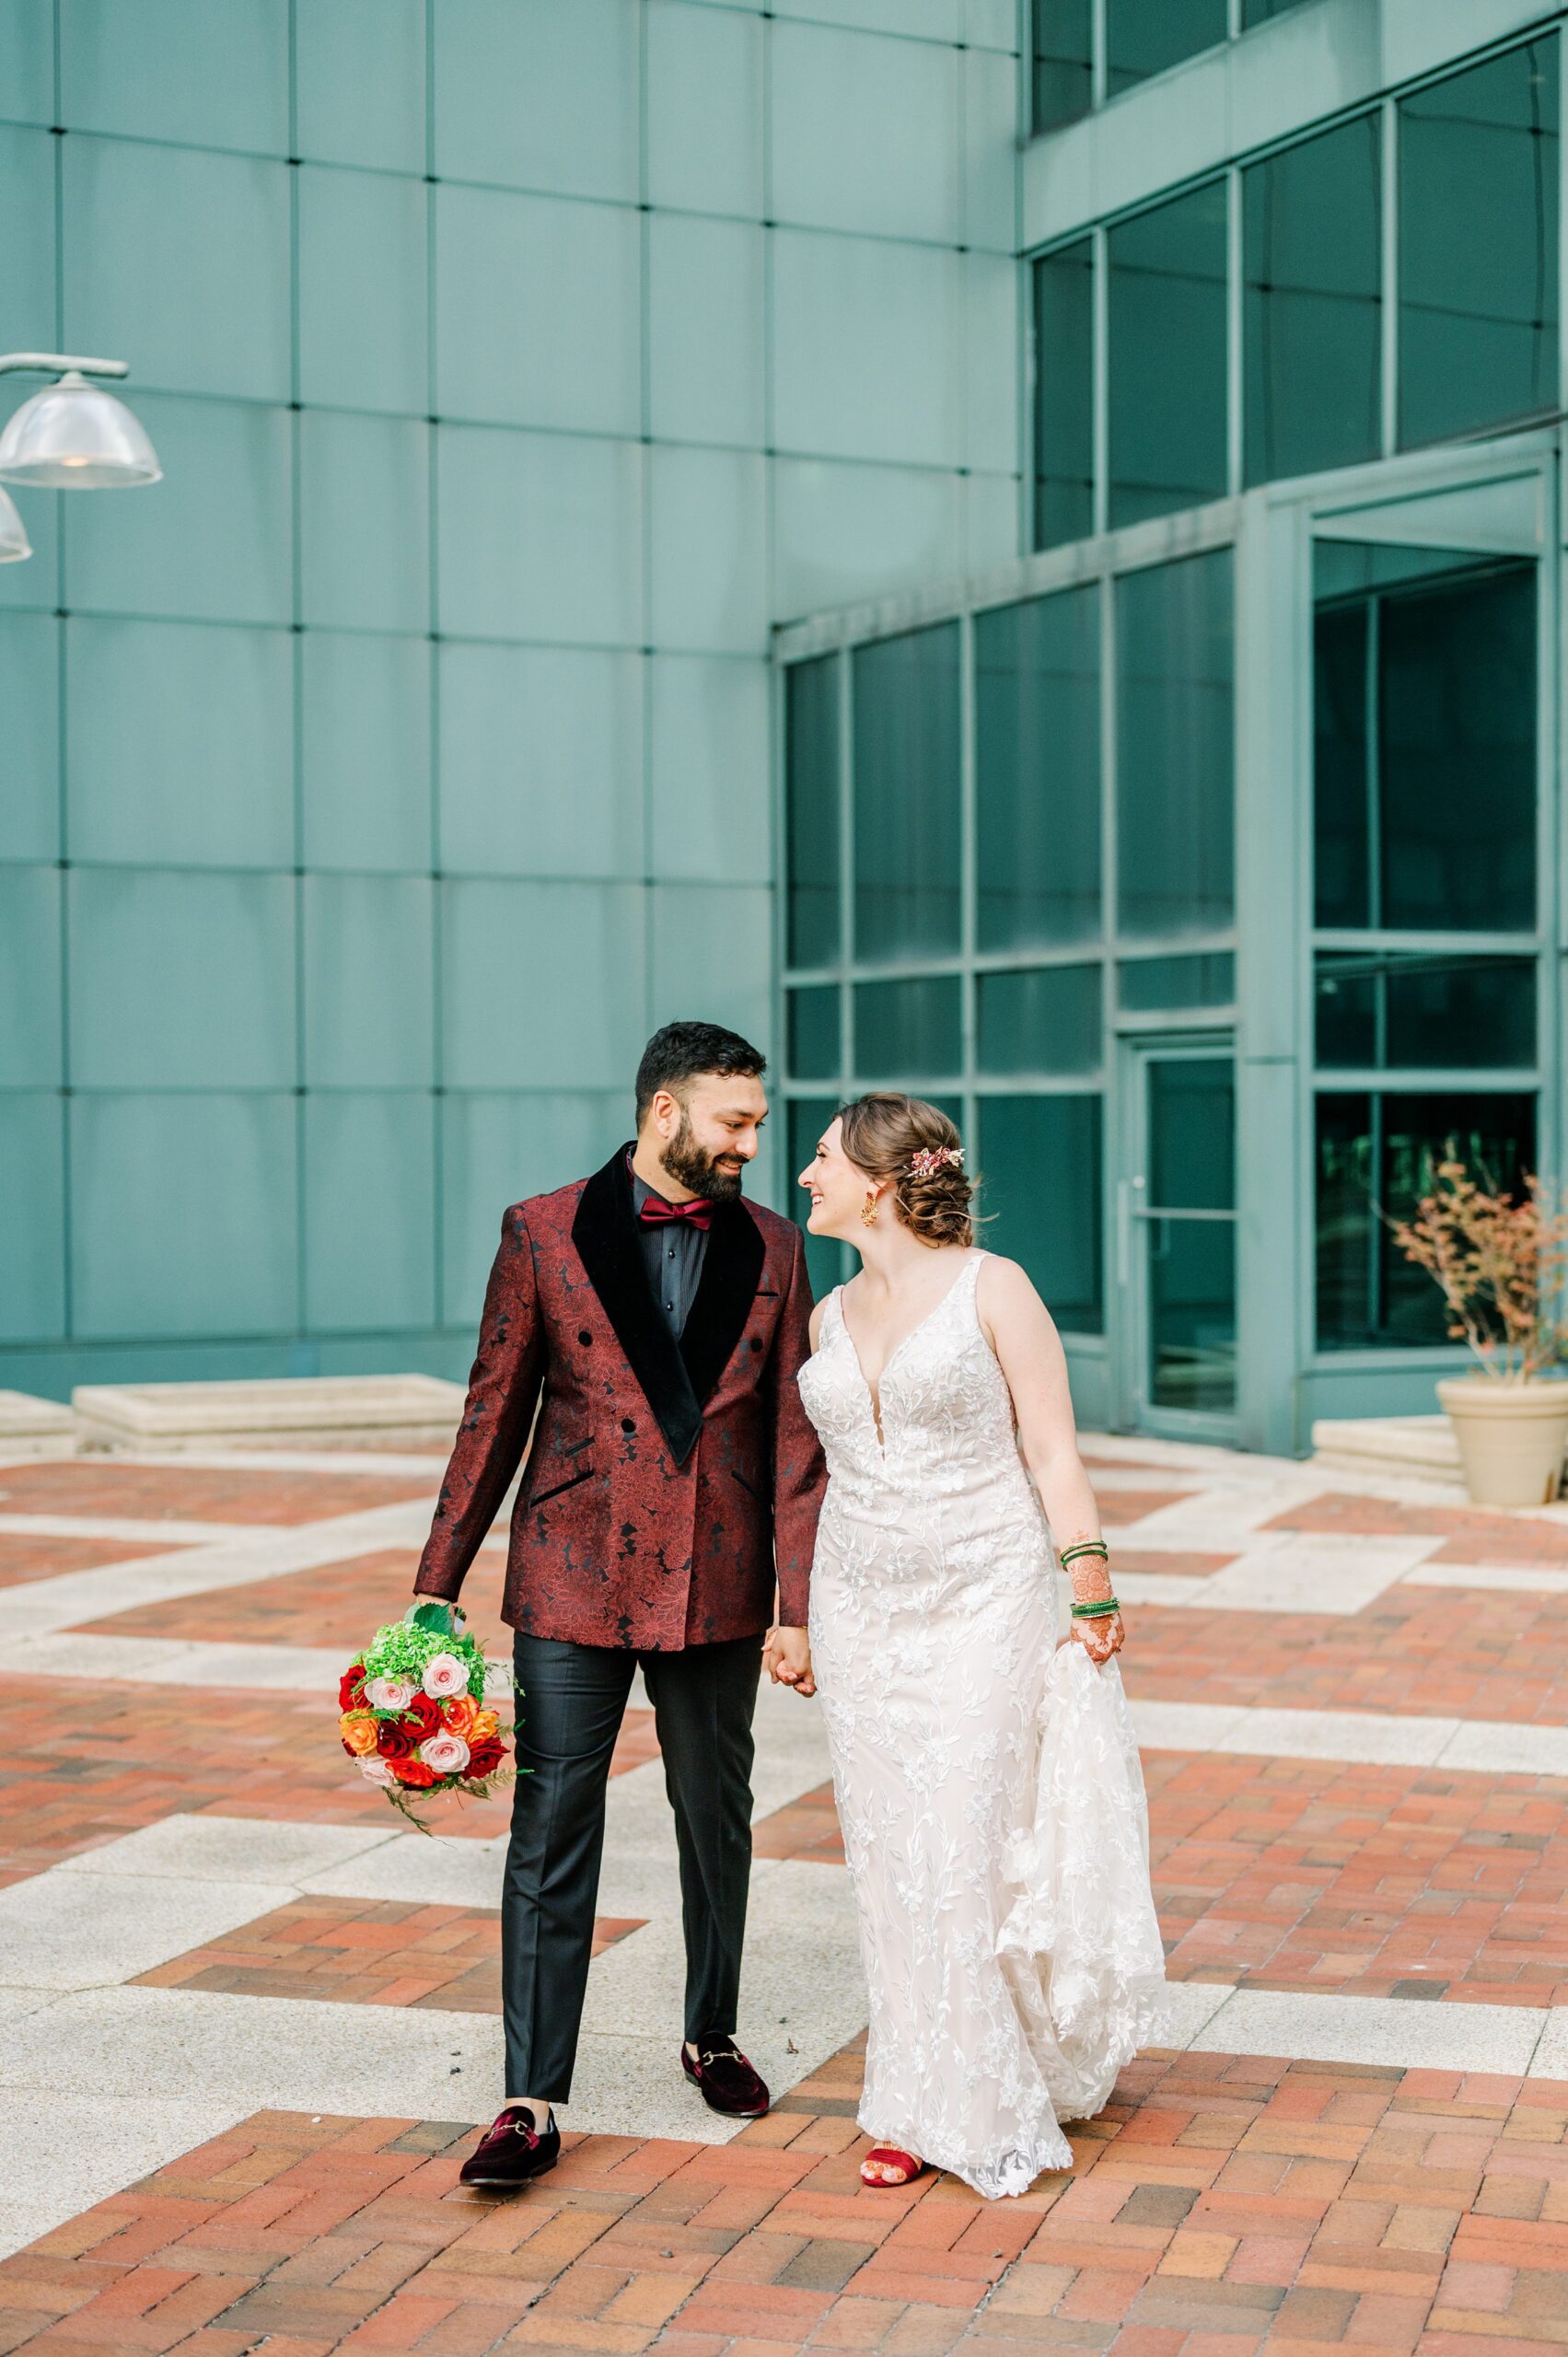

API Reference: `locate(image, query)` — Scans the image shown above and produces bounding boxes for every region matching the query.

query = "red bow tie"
[639,1194,712,1232]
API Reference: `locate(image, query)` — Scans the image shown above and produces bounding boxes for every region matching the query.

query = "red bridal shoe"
[861,2145,924,2188]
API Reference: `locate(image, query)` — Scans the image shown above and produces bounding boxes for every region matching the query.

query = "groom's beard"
[662,1111,745,1202]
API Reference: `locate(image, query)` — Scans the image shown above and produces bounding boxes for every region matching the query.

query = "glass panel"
[978,1095,1104,1332]
[977,966,1101,1074]
[1119,952,1235,1011]
[1315,954,1537,1070]
[1116,551,1235,938]
[1400,40,1560,448]
[1314,557,1537,933]
[1149,1221,1237,1411]
[975,587,1100,949]
[788,985,841,1082]
[1381,563,1536,931]
[1106,0,1227,95]
[1147,1057,1234,1211]
[785,655,840,968]
[1312,595,1371,928]
[1243,0,1310,18]
[1031,242,1095,551]
[1243,115,1381,485]
[1033,0,1092,133]
[853,624,961,960]
[1316,1090,1537,1348]
[1315,540,1496,600]
[1108,182,1228,526]
[788,1095,845,1303]
[854,976,962,1080]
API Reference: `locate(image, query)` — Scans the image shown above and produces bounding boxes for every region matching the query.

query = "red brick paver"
[0,1679,657,1889]
[0,1532,197,1586]
[1266,1493,1568,1567]
[5,2046,1568,2355]
[754,1758,1568,2007]
[134,1896,644,2009]
[1128,1583,1568,1724]
[72,1549,510,1655]
[1144,1752,1568,2005]
[0,1460,437,1526]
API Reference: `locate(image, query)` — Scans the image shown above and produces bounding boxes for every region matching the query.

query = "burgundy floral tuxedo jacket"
[414,1148,827,1650]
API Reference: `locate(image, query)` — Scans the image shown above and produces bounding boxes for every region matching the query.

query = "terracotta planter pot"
[1436,1377,1568,1508]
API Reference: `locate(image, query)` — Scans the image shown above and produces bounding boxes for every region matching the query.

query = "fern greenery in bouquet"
[339,1599,514,1830]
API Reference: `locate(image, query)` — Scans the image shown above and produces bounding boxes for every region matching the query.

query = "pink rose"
[359,1756,397,1788]
[366,1675,415,1712]
[422,1654,468,1700]
[418,1732,470,1776]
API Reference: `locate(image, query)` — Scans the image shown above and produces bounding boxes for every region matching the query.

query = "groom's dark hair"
[635,1021,767,1124]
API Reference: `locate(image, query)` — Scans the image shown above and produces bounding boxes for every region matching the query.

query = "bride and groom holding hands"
[412,1020,1167,2200]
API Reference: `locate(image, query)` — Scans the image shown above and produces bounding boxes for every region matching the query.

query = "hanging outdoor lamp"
[0,354,161,491]
[0,485,30,563]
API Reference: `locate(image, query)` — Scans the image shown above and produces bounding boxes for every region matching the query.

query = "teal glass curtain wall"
[0,0,1024,1395]
[1031,32,1564,552]
[780,542,1237,1344]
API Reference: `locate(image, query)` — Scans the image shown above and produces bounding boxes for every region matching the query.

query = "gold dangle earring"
[860,1188,879,1228]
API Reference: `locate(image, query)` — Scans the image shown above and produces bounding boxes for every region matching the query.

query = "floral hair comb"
[908,1144,964,1178]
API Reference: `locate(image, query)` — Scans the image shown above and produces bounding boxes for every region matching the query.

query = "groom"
[412,1021,826,2188]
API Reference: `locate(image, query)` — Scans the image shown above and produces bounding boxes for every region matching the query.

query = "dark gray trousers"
[501,1629,763,2103]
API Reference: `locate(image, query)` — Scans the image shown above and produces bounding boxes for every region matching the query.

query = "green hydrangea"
[352,1601,509,1707]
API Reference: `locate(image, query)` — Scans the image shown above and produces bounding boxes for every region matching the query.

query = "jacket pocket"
[527,1462,594,1507]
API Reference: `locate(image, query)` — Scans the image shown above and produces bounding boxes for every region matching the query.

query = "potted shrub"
[1391,1156,1568,1507]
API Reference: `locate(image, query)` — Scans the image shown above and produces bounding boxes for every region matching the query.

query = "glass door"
[1117,1040,1237,1435]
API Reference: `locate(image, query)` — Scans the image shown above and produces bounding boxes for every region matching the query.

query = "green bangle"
[1071,1598,1120,1619]
[1060,1541,1109,1567]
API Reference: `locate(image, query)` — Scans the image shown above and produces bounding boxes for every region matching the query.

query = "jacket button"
[621,1416,635,1434]
[749,1336,762,1353]
[578,1329,593,1346]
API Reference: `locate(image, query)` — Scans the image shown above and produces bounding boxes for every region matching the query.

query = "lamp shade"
[0,371,161,487]
[0,485,30,562]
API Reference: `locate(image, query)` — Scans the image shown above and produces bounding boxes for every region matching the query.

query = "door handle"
[1116,1175,1145,1284]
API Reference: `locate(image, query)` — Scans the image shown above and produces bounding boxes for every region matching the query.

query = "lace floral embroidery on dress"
[798,1250,1168,2200]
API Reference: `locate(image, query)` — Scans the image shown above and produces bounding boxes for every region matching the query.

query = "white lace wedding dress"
[798,1249,1167,2200]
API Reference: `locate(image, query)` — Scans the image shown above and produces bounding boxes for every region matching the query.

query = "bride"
[766,1092,1167,2200]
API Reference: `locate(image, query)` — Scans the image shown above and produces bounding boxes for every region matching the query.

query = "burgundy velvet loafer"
[459,2104,560,2189]
[681,2038,770,2118]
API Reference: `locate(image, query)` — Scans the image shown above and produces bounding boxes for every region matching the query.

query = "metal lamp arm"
[0,354,129,378]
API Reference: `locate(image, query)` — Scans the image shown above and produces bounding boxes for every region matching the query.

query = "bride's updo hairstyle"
[838,1092,975,1249]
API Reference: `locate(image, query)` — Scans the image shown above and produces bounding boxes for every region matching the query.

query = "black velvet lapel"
[572,1149,702,1464]
[679,1193,766,1410]
[570,1149,770,1468]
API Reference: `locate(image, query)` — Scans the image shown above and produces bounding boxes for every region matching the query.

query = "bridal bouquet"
[339,1601,513,1830]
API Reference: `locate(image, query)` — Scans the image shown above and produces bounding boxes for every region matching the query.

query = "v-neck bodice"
[799,1250,1024,1497]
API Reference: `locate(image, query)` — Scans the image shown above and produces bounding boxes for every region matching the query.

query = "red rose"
[405,1692,441,1739]
[465,1738,505,1779]
[392,1758,436,1788]
[376,1717,417,1759]
[339,1665,367,1711]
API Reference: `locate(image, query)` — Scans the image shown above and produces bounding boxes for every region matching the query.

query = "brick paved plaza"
[3,1437,1568,2353]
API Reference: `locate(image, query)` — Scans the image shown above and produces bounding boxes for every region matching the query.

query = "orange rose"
[441,1694,480,1740]
[340,1711,378,1757]
[470,1710,500,1742]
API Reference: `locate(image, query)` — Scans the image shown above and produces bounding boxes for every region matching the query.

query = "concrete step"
[1310,1413,1464,1488]
[0,1390,79,1460]
[73,1373,465,1455]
